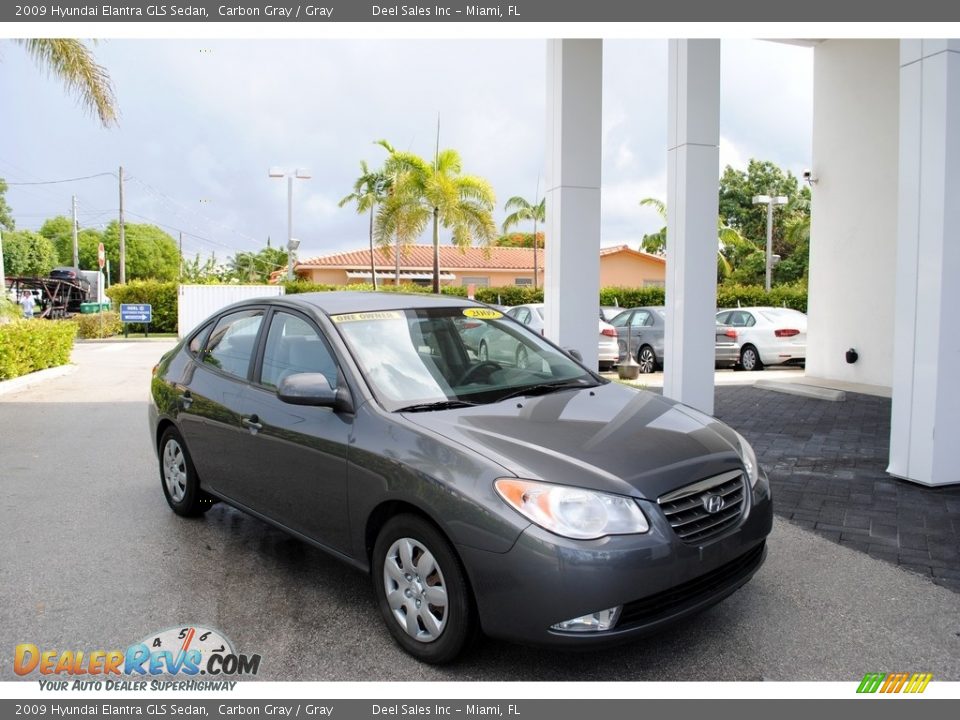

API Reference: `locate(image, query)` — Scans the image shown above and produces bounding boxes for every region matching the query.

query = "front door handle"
[241,415,263,433]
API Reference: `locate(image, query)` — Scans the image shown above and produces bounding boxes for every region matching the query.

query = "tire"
[372,514,477,664]
[739,345,763,372]
[637,345,657,374]
[158,427,215,517]
[477,341,489,362]
[515,345,530,369]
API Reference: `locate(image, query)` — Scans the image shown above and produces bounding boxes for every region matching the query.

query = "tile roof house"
[280,243,665,289]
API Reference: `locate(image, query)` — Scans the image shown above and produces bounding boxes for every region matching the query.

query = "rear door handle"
[178,389,193,409]
[241,415,263,432]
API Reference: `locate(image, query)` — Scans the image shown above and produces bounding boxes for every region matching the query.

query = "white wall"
[807,40,899,388]
[177,284,284,337]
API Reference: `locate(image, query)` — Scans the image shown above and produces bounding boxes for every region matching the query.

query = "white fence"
[177,284,285,337]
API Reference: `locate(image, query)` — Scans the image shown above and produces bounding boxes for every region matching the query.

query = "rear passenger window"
[260,312,338,390]
[203,310,264,379]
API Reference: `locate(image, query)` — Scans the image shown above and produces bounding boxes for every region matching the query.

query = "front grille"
[657,470,746,544]
[617,542,766,629]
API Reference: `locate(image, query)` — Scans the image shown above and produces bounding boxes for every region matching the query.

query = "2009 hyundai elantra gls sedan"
[149,292,772,663]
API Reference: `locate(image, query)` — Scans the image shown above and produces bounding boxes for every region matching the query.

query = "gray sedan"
[149,292,772,663]
[610,307,740,373]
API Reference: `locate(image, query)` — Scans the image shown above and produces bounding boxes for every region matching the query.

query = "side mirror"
[565,348,583,362]
[277,373,337,407]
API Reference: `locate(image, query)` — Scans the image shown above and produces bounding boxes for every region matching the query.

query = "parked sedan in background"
[609,307,740,374]
[480,304,619,371]
[149,291,772,663]
[715,307,807,371]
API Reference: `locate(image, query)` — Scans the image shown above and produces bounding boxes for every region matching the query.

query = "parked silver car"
[479,303,619,371]
[716,307,807,371]
[609,307,741,373]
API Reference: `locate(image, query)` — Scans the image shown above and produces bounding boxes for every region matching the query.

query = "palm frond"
[639,197,667,220]
[16,39,118,126]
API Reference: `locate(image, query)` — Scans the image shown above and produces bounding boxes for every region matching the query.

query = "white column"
[663,40,721,416]
[544,39,602,369]
[889,40,960,487]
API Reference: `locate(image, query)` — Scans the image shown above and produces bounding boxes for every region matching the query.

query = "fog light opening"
[550,606,622,633]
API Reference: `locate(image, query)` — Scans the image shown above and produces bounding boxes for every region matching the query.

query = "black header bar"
[4,0,960,23]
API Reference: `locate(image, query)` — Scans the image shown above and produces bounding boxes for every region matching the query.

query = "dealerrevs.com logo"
[15,625,260,689]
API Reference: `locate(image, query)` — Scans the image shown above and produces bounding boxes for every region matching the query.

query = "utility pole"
[72,195,79,270]
[0,230,6,298]
[118,165,126,284]
[178,231,183,280]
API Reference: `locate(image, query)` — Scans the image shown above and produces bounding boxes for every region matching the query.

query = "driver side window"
[260,312,339,391]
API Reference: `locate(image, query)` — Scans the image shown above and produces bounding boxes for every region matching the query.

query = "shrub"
[0,320,77,380]
[106,280,178,333]
[71,311,123,339]
[600,286,666,308]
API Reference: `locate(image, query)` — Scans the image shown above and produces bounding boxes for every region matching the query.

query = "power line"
[5,172,116,186]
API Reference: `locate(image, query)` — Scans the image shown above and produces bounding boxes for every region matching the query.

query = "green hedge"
[0,320,77,380]
[71,311,124,339]
[106,280,178,333]
[112,279,806,335]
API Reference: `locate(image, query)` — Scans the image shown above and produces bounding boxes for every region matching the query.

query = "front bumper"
[459,477,773,647]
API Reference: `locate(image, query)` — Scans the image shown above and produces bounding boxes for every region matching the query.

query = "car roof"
[278,291,480,316]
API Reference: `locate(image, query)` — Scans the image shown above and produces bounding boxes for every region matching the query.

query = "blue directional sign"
[120,303,152,323]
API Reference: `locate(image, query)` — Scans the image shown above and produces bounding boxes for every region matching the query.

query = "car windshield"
[331,306,600,411]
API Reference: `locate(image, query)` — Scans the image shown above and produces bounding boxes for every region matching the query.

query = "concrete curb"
[0,363,77,397]
[755,379,846,401]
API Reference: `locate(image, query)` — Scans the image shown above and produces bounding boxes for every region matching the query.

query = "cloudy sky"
[0,39,812,265]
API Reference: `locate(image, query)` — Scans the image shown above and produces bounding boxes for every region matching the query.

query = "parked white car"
[715,307,807,371]
[480,304,619,371]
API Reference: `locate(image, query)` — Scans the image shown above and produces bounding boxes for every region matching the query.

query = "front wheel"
[159,427,215,517]
[372,514,477,664]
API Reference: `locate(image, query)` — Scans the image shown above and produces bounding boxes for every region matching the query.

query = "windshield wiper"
[495,378,599,403]
[396,399,481,413]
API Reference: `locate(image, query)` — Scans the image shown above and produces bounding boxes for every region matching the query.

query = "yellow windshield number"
[462,308,503,320]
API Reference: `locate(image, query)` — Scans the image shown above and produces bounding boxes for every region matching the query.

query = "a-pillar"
[544,39,602,369]
[663,39,721,416]
[889,40,960,487]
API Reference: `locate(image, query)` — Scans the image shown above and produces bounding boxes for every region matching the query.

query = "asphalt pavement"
[1,341,958,681]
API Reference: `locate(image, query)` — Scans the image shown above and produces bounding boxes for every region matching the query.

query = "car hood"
[402,382,746,500]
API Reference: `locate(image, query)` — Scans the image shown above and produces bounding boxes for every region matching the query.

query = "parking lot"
[1,340,958,681]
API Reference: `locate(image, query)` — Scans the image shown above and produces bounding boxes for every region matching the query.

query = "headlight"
[494,478,649,540]
[733,430,760,487]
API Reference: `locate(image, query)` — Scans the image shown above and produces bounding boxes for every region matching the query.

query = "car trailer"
[6,276,91,318]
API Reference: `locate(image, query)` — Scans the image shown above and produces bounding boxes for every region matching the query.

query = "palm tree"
[376,147,497,294]
[639,196,754,280]
[502,195,545,289]
[13,39,118,126]
[339,161,391,290]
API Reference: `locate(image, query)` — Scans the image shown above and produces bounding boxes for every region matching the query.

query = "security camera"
[802,169,818,185]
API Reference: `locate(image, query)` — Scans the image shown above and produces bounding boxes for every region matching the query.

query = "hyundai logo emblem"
[703,494,725,514]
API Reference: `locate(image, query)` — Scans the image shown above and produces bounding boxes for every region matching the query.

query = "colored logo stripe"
[857,672,932,694]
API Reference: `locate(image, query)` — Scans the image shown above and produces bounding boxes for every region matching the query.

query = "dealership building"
[544,39,958,487]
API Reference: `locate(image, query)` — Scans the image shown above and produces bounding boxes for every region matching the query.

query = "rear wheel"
[740,345,763,372]
[637,345,657,374]
[159,428,215,517]
[372,514,476,664]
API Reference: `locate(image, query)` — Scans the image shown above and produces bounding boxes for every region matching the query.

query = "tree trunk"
[368,205,377,291]
[395,234,400,286]
[432,208,441,294]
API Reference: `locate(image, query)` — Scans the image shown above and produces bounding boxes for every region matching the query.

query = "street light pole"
[269,167,310,281]
[752,193,788,292]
